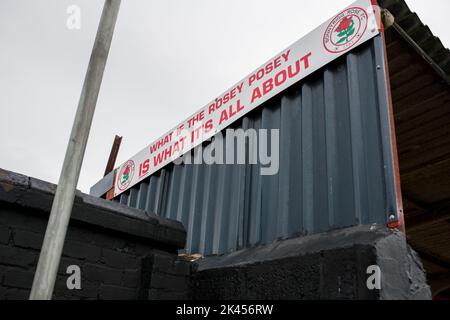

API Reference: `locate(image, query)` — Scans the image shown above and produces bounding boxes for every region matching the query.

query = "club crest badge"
[117,160,135,191]
[323,7,369,54]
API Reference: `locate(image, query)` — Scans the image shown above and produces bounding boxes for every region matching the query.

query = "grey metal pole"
[30,0,121,300]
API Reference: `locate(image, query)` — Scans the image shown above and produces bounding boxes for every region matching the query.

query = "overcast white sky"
[1,0,449,193]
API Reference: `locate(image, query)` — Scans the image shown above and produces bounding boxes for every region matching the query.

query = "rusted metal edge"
[104,135,122,177]
[375,31,406,233]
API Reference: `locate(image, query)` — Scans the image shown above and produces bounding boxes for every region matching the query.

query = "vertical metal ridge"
[374,33,405,227]
[324,68,337,229]
[278,95,291,238]
[199,159,216,255]
[186,161,204,253]
[238,117,251,249]
[312,77,328,233]
[283,89,303,236]
[358,43,386,224]
[332,60,356,228]
[347,52,365,225]
[159,169,170,218]
[278,96,291,238]
[227,162,243,251]
[165,169,174,218]
[119,193,128,205]
[302,83,314,233]
[212,163,227,255]
[242,118,253,249]
[172,165,183,221]
[136,182,148,211]
[176,163,192,228]
[144,176,154,213]
[260,101,281,243]
[219,164,233,254]
[153,170,165,215]
[247,114,263,247]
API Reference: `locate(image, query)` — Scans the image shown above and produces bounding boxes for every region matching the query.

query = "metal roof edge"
[379,0,450,85]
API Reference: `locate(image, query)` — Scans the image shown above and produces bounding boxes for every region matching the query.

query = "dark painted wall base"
[191,225,431,300]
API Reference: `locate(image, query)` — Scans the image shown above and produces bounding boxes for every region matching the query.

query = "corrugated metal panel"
[115,36,400,255]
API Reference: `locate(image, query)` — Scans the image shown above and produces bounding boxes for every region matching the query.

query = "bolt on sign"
[113,0,381,197]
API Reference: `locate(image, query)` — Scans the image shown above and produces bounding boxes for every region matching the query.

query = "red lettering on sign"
[248,49,291,87]
[139,159,150,177]
[187,111,205,128]
[250,52,312,104]
[218,100,245,126]
[153,145,174,167]
[204,119,213,133]
[149,132,174,154]
[172,137,187,155]
[208,82,245,115]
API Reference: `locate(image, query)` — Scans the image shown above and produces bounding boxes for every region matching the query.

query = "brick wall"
[143,251,192,300]
[0,168,191,300]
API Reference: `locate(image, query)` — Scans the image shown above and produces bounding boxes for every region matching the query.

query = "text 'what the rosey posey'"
[138,49,313,178]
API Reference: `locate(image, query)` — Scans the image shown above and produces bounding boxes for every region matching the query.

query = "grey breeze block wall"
[0,168,191,300]
[191,225,432,300]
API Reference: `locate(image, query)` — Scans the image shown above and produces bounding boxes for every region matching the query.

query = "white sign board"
[112,0,381,197]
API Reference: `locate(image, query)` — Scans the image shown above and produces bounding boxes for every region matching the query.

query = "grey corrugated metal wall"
[116,36,400,255]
